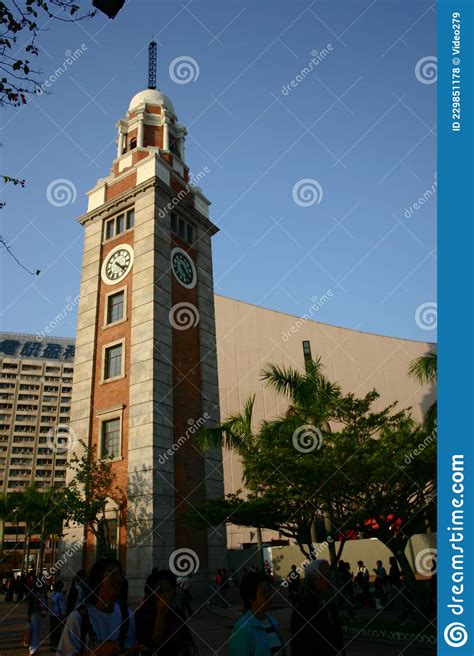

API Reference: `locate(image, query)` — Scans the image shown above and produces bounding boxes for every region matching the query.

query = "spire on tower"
[148,41,157,90]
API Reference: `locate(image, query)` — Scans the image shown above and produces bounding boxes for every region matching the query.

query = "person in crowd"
[66,569,87,615]
[135,568,198,656]
[354,560,370,608]
[5,573,15,601]
[335,561,354,617]
[286,565,300,607]
[50,580,66,651]
[57,557,135,655]
[373,560,388,607]
[229,570,286,656]
[231,569,239,588]
[178,573,193,619]
[14,573,26,602]
[290,560,345,656]
[26,577,48,656]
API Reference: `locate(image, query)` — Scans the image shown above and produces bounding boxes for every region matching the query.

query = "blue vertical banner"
[438,0,474,653]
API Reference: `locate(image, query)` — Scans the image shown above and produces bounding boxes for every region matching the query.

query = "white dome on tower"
[128,88,175,114]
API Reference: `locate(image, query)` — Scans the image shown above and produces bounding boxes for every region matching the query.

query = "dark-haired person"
[66,569,87,615]
[290,560,345,656]
[135,569,198,655]
[57,557,135,655]
[229,571,286,656]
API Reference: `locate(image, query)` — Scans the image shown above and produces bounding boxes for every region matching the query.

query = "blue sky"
[0,0,437,342]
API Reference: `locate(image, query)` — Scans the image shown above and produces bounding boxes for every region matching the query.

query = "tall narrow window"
[104,344,123,380]
[126,209,135,230]
[105,219,114,240]
[101,418,120,459]
[302,340,312,369]
[116,214,125,235]
[171,213,178,233]
[107,291,124,325]
[186,224,194,244]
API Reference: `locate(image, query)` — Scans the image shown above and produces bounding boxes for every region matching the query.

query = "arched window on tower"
[129,137,137,151]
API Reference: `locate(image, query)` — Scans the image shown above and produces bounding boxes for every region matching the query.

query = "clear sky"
[0,0,437,343]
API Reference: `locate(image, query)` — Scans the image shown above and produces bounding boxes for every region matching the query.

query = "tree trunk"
[323,509,337,565]
[256,527,265,570]
[388,539,426,618]
[0,518,4,560]
[37,517,47,576]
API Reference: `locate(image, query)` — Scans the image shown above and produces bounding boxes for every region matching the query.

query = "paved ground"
[0,598,436,655]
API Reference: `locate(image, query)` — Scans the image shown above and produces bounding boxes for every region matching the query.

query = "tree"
[408,352,437,432]
[60,441,124,558]
[0,491,15,562]
[0,0,95,107]
[195,357,436,611]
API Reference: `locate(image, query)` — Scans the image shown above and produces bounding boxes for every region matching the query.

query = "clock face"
[171,247,197,289]
[101,244,134,285]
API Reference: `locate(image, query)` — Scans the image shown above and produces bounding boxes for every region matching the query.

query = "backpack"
[77,604,129,649]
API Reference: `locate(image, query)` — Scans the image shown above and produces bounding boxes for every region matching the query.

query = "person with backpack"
[57,557,136,655]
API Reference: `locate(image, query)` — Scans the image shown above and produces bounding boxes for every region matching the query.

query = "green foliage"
[195,357,436,572]
[0,1,95,106]
[60,440,124,557]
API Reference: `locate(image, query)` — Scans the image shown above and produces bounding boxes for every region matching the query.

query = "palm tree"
[261,358,343,562]
[408,352,437,432]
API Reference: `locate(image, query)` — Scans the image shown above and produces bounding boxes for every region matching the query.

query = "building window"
[116,213,125,235]
[104,343,123,380]
[302,340,312,368]
[129,137,137,150]
[104,208,135,241]
[106,291,125,325]
[170,212,195,246]
[101,418,121,459]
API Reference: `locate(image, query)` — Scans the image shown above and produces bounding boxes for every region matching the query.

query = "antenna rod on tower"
[148,41,157,90]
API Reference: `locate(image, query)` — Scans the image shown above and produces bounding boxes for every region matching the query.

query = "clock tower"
[63,46,225,598]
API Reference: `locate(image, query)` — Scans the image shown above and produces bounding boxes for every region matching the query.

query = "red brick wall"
[84,228,134,571]
[170,235,208,568]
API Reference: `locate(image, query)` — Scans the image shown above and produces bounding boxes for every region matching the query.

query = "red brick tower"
[63,69,225,598]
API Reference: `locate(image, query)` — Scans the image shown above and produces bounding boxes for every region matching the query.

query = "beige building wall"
[214,295,436,549]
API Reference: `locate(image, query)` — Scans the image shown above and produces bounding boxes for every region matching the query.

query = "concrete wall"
[214,295,436,548]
